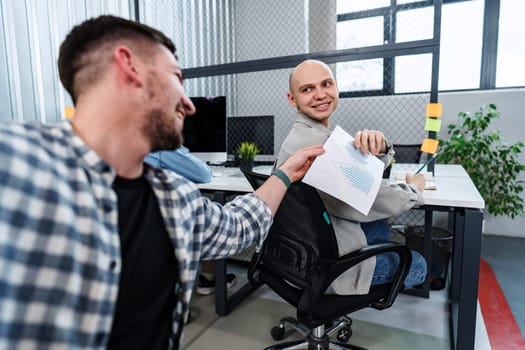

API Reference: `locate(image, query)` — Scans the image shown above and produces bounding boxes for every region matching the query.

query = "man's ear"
[287,91,297,108]
[113,45,143,87]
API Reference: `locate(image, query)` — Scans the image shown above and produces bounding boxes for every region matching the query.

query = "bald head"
[286,59,338,127]
[289,59,335,92]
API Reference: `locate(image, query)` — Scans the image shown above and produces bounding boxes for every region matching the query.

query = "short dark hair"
[58,15,176,104]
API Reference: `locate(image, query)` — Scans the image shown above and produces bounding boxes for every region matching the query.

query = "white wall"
[234,0,307,155]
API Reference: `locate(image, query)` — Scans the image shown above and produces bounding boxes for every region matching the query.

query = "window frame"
[336,0,520,98]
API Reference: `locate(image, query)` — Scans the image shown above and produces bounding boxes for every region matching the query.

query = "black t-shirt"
[108,175,178,349]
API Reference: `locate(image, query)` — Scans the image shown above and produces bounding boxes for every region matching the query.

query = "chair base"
[264,316,367,350]
[265,340,365,350]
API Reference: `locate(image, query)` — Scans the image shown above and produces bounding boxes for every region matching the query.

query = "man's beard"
[144,109,183,152]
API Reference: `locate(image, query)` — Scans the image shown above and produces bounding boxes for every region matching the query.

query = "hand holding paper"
[303,126,384,215]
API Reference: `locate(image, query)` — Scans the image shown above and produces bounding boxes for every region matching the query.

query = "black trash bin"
[405,225,453,290]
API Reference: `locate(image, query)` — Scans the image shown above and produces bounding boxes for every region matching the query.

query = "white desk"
[199,165,271,193]
[202,164,483,209]
[198,164,484,350]
[201,167,253,192]
[390,164,484,208]
[423,176,484,208]
[391,163,469,178]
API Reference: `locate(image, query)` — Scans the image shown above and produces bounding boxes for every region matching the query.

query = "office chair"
[240,169,412,350]
[383,144,422,178]
[393,144,422,163]
[240,167,269,190]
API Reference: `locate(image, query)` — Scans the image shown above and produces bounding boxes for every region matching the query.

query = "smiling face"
[141,44,196,151]
[287,60,339,127]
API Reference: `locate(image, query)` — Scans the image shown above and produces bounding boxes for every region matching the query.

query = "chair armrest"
[298,242,411,312]
[247,252,263,285]
[326,242,410,282]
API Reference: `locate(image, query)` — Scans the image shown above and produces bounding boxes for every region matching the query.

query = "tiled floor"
[182,234,523,349]
[184,291,452,349]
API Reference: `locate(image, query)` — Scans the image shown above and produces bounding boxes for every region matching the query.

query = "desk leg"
[401,209,432,298]
[422,209,433,298]
[404,210,432,298]
[207,190,261,316]
[212,191,226,203]
[211,191,228,315]
[214,258,261,316]
[450,208,483,350]
[214,259,228,315]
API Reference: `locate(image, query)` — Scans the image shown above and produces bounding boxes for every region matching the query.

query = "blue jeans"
[361,220,427,288]
[361,219,391,244]
[372,250,427,288]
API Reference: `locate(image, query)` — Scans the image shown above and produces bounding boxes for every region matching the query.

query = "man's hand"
[406,173,426,192]
[278,144,324,182]
[354,129,387,155]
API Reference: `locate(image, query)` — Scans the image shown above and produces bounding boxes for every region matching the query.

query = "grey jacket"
[275,114,423,295]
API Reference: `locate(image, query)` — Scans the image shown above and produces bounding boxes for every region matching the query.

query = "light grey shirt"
[275,114,423,295]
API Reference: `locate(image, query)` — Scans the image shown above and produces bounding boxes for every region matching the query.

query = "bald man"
[275,59,427,295]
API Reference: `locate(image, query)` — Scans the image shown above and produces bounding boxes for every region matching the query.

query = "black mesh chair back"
[262,180,339,289]
[241,169,339,287]
[393,144,422,163]
[239,167,268,190]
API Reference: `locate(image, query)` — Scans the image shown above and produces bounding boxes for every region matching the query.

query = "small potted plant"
[236,141,260,171]
[437,104,525,218]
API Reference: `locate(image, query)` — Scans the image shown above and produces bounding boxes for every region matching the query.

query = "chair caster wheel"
[336,325,352,343]
[271,326,285,340]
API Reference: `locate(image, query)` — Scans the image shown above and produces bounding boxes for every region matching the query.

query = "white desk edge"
[199,164,485,209]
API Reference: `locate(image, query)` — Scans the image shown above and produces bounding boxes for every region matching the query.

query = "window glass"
[336,59,384,92]
[337,17,384,49]
[439,1,483,90]
[496,0,525,87]
[395,54,432,93]
[396,7,434,42]
[336,0,486,94]
[337,0,389,14]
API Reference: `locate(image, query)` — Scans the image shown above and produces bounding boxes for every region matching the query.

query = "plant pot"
[239,159,254,172]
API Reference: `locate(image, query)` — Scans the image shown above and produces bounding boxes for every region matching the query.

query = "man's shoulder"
[0,122,39,137]
[0,121,68,142]
[0,122,67,151]
[284,119,329,146]
[146,166,199,193]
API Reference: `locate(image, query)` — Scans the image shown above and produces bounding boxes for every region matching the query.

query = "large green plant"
[437,104,525,218]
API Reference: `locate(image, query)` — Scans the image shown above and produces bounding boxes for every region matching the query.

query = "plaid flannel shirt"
[0,121,272,349]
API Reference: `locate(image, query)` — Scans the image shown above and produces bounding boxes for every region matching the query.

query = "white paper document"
[302,125,384,215]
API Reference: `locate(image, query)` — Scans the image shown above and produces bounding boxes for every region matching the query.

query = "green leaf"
[236,141,260,160]
[439,104,525,218]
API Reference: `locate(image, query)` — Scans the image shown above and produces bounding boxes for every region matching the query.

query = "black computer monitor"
[227,115,274,162]
[183,96,227,163]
